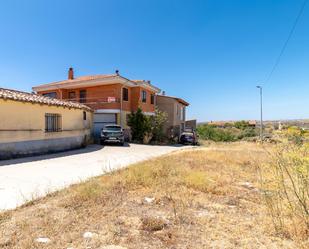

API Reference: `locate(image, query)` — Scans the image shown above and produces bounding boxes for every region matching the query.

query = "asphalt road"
[0,143,187,210]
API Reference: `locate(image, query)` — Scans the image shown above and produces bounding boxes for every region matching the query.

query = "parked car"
[100,124,125,146]
[179,129,198,145]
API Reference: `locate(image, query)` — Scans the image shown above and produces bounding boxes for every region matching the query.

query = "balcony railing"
[64,97,121,105]
[61,97,121,110]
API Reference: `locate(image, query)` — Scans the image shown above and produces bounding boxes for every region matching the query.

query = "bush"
[127,107,167,143]
[237,128,257,139]
[285,126,306,145]
[197,124,236,142]
[197,122,258,142]
[234,120,251,130]
[141,216,167,231]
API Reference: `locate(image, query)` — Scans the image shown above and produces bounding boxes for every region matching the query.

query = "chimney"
[68,67,74,80]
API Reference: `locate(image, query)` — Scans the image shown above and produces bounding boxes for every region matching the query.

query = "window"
[142,90,147,103]
[150,94,155,105]
[180,107,185,120]
[122,88,129,101]
[68,91,76,100]
[83,111,87,120]
[42,92,57,99]
[79,90,87,103]
[45,113,62,132]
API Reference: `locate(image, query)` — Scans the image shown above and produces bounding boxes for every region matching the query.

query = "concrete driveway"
[0,144,188,210]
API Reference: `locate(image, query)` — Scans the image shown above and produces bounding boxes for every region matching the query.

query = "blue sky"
[0,0,308,121]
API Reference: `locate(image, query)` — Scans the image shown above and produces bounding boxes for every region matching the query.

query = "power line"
[266,0,308,83]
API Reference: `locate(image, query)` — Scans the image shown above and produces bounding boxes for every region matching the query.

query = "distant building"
[0,88,93,159]
[156,94,189,138]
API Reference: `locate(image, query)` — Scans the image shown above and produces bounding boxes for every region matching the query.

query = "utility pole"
[256,86,263,141]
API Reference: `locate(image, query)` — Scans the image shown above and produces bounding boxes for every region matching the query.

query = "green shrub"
[128,108,149,142]
[237,128,257,139]
[197,124,236,142]
[234,120,251,130]
[128,107,167,143]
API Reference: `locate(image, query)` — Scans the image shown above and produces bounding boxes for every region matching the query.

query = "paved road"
[0,144,187,210]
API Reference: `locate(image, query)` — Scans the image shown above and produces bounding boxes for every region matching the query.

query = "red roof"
[0,88,92,111]
[33,74,117,89]
[32,74,161,93]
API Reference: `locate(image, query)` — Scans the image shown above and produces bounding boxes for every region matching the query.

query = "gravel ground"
[0,144,188,210]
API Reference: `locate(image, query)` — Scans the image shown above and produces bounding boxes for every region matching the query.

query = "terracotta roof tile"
[33,74,117,88]
[0,88,92,111]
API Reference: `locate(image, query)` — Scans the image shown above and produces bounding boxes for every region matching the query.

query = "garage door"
[93,113,117,138]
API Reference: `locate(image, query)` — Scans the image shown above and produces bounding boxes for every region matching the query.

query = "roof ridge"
[33,74,118,88]
[0,88,92,111]
[0,87,34,95]
[157,94,189,106]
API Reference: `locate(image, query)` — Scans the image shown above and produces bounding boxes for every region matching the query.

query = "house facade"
[0,88,93,159]
[32,68,161,138]
[156,94,189,138]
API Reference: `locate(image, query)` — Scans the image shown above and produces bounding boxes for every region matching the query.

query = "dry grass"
[259,142,309,240]
[0,142,307,248]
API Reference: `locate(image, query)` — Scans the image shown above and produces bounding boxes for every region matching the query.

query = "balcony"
[65,97,121,110]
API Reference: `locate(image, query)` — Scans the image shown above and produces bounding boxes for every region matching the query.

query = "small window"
[150,94,155,105]
[45,113,62,132]
[68,91,76,100]
[42,92,57,99]
[142,90,147,103]
[83,111,87,120]
[123,88,129,101]
[180,107,185,120]
[79,90,87,103]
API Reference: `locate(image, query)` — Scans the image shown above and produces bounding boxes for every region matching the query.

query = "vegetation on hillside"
[279,126,309,144]
[197,121,257,142]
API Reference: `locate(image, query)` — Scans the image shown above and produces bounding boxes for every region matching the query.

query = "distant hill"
[198,119,309,129]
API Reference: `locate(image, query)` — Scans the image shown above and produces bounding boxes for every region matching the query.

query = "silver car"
[100,125,125,146]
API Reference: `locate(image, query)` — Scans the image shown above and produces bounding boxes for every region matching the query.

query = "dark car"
[179,129,198,145]
[100,124,125,146]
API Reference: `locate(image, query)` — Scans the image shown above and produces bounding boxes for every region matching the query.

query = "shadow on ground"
[0,144,105,167]
[0,142,187,167]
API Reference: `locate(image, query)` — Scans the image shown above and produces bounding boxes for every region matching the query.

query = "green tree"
[148,108,168,142]
[128,107,168,143]
[127,108,148,142]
